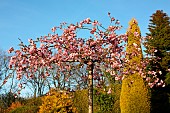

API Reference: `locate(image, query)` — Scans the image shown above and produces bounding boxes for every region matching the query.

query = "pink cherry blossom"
[14,94,18,98]
[84,18,91,24]
[6,13,163,98]
[148,83,154,88]
[111,17,115,21]
[92,20,99,26]
[146,77,151,82]
[162,84,165,87]
[51,26,57,32]
[8,47,14,53]
[134,32,139,37]
[115,20,120,24]
[115,76,119,80]
[133,43,138,47]
[18,84,22,88]
[107,88,112,94]
[159,71,162,75]
[154,49,158,52]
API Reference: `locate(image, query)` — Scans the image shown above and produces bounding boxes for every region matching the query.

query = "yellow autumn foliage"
[39,89,77,113]
[120,18,150,113]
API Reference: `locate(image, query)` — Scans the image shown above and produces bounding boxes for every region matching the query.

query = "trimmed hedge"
[120,18,150,113]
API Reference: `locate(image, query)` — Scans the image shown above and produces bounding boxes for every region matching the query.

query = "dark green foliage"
[0,92,16,108]
[93,88,114,113]
[145,10,170,113]
[112,84,121,113]
[165,72,170,85]
[145,10,170,77]
[73,84,121,113]
[0,92,24,109]
[93,84,121,113]
[146,10,170,56]
[150,88,170,113]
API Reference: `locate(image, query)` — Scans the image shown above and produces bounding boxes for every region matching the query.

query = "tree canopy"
[145,10,170,72]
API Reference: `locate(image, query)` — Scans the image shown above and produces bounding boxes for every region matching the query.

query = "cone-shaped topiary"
[120,18,150,113]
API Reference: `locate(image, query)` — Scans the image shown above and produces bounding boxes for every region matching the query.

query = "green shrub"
[93,84,121,113]
[94,89,114,113]
[24,97,42,107]
[8,96,42,113]
[9,106,39,113]
[112,84,121,113]
[0,99,7,113]
[73,89,88,113]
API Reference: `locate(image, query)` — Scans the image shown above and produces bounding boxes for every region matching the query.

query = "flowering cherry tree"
[7,13,127,113]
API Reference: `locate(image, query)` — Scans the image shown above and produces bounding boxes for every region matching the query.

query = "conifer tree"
[145,10,170,78]
[145,10,170,113]
[120,18,150,113]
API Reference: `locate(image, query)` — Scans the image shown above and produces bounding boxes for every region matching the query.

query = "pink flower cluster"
[7,13,164,93]
[7,14,127,91]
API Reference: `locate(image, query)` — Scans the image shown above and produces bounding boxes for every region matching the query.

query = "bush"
[112,84,121,113]
[24,96,42,107]
[0,92,25,113]
[94,89,114,113]
[7,101,22,112]
[39,89,77,113]
[73,84,121,113]
[0,92,18,108]
[9,106,39,113]
[93,84,121,113]
[73,89,88,113]
[0,107,7,113]
[8,96,42,113]
[0,99,7,113]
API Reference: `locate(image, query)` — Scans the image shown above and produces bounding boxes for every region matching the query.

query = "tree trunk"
[34,88,37,98]
[88,63,93,113]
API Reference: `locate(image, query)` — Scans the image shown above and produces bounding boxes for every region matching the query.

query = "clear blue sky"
[0,0,170,51]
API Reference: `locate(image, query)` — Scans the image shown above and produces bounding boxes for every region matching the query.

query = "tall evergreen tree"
[120,18,150,113]
[145,10,170,77]
[145,10,170,113]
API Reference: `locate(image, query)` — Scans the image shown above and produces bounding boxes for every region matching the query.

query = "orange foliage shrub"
[7,101,22,112]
